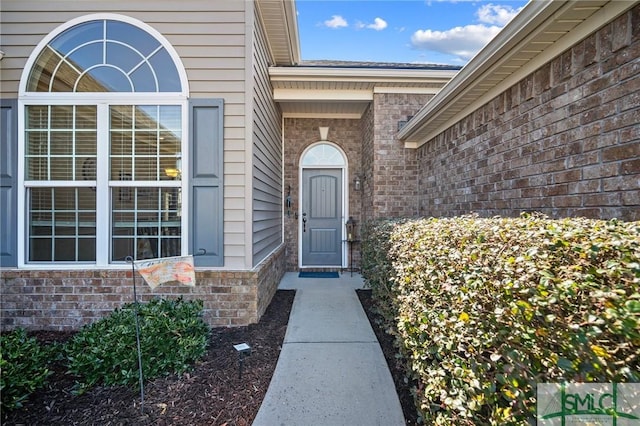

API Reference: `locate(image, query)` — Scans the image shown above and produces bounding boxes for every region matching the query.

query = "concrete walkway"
[252,272,405,426]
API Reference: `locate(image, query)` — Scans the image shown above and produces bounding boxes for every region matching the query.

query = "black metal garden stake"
[126,256,145,414]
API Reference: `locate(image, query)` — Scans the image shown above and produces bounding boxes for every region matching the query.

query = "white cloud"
[367,17,388,31]
[324,15,348,29]
[411,24,502,61]
[476,4,522,25]
[410,3,524,62]
[356,17,388,31]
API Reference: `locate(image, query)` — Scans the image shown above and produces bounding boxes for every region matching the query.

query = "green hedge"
[361,214,639,425]
[361,218,409,324]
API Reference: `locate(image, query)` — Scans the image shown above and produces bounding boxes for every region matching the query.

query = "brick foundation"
[0,245,285,331]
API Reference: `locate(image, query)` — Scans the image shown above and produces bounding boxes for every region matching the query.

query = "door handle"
[302,213,307,232]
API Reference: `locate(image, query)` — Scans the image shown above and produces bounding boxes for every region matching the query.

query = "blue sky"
[295,0,529,65]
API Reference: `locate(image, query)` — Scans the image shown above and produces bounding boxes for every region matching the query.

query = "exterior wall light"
[354,175,361,191]
[346,216,357,242]
[345,217,358,276]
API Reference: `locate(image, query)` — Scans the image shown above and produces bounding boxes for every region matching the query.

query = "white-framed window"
[19,14,189,266]
[301,143,347,167]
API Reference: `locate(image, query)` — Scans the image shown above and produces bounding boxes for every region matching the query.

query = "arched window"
[20,16,188,266]
[26,19,181,93]
[301,143,346,166]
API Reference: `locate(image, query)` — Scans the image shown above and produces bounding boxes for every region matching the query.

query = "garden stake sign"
[127,250,203,413]
[126,256,147,414]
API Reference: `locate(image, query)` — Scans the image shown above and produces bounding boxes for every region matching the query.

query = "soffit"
[270,65,460,118]
[277,101,370,119]
[398,0,632,147]
[256,0,300,65]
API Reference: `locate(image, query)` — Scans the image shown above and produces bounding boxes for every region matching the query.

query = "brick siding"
[361,104,375,224]
[416,6,640,221]
[0,246,285,331]
[369,93,434,219]
[283,118,363,271]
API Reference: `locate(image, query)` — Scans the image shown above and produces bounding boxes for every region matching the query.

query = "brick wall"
[417,6,640,221]
[0,245,285,331]
[283,118,363,271]
[369,93,434,219]
[255,244,286,319]
[361,104,375,224]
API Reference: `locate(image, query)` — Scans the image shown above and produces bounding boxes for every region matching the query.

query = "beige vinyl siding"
[251,5,283,267]
[0,0,249,269]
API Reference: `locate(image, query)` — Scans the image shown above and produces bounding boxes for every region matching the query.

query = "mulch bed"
[357,289,420,426]
[3,288,418,426]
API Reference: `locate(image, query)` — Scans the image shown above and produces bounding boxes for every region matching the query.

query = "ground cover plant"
[2,290,295,425]
[362,214,640,425]
[2,297,210,413]
[0,328,58,410]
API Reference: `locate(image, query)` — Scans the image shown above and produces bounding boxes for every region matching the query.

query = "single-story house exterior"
[1,0,638,330]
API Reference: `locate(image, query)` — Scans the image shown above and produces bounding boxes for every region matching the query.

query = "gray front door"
[301,169,342,266]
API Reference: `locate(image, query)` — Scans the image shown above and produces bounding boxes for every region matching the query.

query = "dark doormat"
[298,271,340,278]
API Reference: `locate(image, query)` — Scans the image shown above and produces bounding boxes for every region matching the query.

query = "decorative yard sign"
[537,383,640,425]
[128,254,197,413]
[134,255,196,289]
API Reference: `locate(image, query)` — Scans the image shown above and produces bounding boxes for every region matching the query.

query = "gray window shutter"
[1,100,18,267]
[189,99,224,266]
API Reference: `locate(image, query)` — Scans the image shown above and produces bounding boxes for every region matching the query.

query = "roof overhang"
[398,0,636,148]
[256,0,300,65]
[270,66,459,119]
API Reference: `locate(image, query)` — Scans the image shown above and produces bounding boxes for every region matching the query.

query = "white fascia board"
[269,67,459,82]
[373,87,441,95]
[273,88,373,101]
[283,0,301,64]
[397,0,565,143]
[283,112,363,119]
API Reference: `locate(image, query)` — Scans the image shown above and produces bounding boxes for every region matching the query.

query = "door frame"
[298,142,349,269]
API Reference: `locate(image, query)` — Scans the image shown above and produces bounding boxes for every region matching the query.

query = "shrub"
[362,214,640,425]
[0,329,55,410]
[65,297,209,392]
[361,218,409,324]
